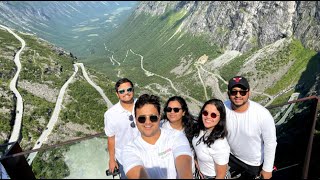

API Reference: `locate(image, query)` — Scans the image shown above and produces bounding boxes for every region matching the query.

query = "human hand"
[108,159,118,173]
[260,169,272,179]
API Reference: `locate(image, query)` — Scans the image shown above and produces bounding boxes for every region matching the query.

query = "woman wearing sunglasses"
[161,96,195,144]
[121,94,193,179]
[160,96,197,177]
[192,99,230,179]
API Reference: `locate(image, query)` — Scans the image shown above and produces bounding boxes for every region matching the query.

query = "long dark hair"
[161,96,195,145]
[193,98,228,147]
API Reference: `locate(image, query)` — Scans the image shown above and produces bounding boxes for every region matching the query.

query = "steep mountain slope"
[85,1,319,111]
[135,1,320,52]
[0,1,137,59]
[0,27,118,147]
[0,1,319,179]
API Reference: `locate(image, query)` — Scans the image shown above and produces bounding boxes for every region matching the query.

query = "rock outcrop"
[134,1,320,53]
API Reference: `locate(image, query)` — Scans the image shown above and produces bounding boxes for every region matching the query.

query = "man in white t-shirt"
[122,94,193,179]
[104,78,139,179]
[224,76,277,179]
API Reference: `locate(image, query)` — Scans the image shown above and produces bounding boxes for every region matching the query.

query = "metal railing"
[266,96,319,179]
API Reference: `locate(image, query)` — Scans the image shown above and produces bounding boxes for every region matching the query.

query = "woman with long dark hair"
[160,96,196,176]
[161,96,195,144]
[192,98,230,179]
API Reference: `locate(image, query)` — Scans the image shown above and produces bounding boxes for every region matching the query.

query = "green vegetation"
[265,39,318,95]
[0,29,116,148]
[270,89,295,107]
[83,67,118,104]
[0,29,21,46]
[20,89,55,147]
[32,147,70,179]
[165,9,188,27]
[218,78,227,94]
[18,33,75,88]
[82,12,222,101]
[0,29,22,142]
[252,94,269,104]
[59,75,108,131]
[219,47,259,81]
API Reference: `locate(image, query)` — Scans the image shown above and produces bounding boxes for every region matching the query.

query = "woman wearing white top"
[160,96,195,145]
[192,99,230,179]
[160,96,196,177]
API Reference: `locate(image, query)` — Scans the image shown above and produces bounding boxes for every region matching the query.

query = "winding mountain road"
[77,63,113,109]
[129,49,203,107]
[27,63,113,164]
[0,24,25,144]
[1,24,113,165]
[27,64,79,164]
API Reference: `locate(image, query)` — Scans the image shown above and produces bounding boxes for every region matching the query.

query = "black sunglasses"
[202,110,220,118]
[118,87,133,94]
[229,90,248,96]
[129,115,135,128]
[165,107,182,113]
[137,115,159,123]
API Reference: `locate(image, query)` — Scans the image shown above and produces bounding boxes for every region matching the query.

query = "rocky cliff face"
[134,1,320,53]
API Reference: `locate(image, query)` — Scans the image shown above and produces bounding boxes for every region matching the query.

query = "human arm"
[214,163,228,179]
[173,131,193,179]
[104,110,119,173]
[260,110,277,179]
[126,165,150,179]
[107,136,118,173]
[194,159,204,179]
[211,138,230,179]
[175,155,193,179]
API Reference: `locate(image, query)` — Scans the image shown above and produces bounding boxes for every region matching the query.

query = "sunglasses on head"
[129,115,135,128]
[164,107,182,113]
[137,115,159,123]
[202,110,220,118]
[229,90,248,96]
[118,87,133,94]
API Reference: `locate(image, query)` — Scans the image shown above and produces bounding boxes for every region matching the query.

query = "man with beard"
[224,76,277,179]
[104,78,139,179]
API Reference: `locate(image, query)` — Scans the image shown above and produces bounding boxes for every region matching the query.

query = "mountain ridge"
[134,1,320,53]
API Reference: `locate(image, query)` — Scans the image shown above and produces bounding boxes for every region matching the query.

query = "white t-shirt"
[192,130,230,177]
[160,120,196,174]
[104,100,139,164]
[160,120,177,131]
[224,100,277,172]
[122,128,193,179]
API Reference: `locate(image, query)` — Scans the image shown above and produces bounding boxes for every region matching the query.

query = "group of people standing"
[104,76,277,179]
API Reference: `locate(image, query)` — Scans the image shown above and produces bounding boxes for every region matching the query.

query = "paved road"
[195,65,209,100]
[275,92,300,125]
[198,65,227,101]
[130,49,203,107]
[27,64,79,164]
[27,63,114,164]
[76,63,113,109]
[0,24,25,144]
